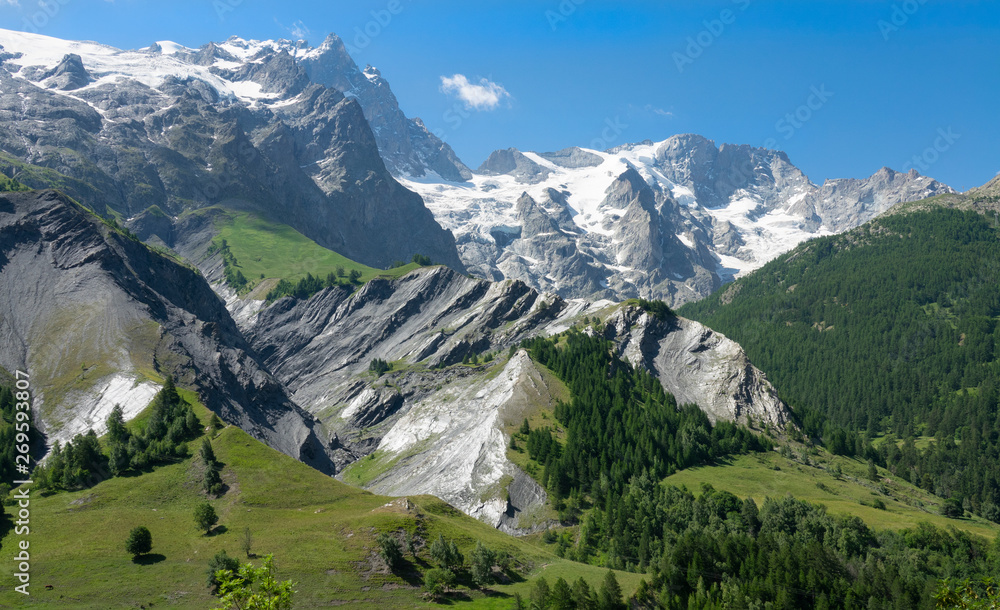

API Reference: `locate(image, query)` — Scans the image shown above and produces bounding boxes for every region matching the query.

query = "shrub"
[941,498,965,519]
[423,568,455,599]
[194,501,219,534]
[207,550,240,593]
[376,532,403,570]
[125,526,152,558]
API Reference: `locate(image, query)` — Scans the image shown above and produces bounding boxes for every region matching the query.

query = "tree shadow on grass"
[392,559,426,587]
[208,525,228,537]
[501,570,527,584]
[133,553,166,565]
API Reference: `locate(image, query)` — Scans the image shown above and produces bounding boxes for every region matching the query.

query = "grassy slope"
[664,449,1000,540]
[206,209,420,289]
[0,399,641,609]
[503,360,570,489]
[0,171,30,193]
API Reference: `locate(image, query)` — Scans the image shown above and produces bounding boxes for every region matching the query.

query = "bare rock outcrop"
[604,306,790,428]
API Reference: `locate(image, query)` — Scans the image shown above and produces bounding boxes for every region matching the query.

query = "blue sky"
[2,0,998,190]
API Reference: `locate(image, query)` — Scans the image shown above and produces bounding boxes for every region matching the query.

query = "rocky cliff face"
[406,135,953,306]
[604,307,788,428]
[0,29,464,271]
[237,265,790,529]
[299,35,471,182]
[0,190,335,472]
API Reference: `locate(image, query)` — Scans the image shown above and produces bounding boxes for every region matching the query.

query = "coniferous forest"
[518,328,1000,609]
[680,208,1000,524]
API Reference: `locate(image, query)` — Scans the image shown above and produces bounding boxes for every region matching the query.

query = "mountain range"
[0,28,953,309]
[0,27,799,529]
[0,29,464,271]
[1,26,998,608]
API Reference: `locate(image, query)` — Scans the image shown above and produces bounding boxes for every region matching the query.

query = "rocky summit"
[0,29,464,271]
[405,135,953,306]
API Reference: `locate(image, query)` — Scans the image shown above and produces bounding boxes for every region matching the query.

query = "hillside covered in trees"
[515,329,1000,609]
[680,206,1000,523]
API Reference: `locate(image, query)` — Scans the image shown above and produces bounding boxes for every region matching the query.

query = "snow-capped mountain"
[0,28,464,270]
[0,29,469,180]
[297,34,472,182]
[0,27,953,306]
[403,135,953,306]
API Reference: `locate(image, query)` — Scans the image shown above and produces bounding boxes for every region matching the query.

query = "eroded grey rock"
[0,190,336,473]
[239,264,789,529]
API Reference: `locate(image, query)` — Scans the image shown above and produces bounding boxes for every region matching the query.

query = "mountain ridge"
[0,28,465,272]
[0,189,336,472]
[405,135,953,306]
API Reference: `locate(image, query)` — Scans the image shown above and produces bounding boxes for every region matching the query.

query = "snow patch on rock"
[48,374,160,446]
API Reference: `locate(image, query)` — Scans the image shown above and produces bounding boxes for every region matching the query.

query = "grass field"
[0,398,641,609]
[664,450,1000,540]
[207,210,420,288]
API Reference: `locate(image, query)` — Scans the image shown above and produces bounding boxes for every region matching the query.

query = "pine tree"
[552,577,574,610]
[209,413,223,434]
[598,570,623,610]
[376,532,403,570]
[125,526,152,558]
[530,577,551,610]
[107,404,129,445]
[194,501,219,534]
[470,541,496,588]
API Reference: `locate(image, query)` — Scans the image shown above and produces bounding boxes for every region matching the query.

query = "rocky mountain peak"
[42,53,91,91]
[296,34,471,182]
[605,305,791,428]
[536,146,603,169]
[477,148,551,184]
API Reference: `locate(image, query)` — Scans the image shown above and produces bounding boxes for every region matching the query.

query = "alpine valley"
[0,27,997,610]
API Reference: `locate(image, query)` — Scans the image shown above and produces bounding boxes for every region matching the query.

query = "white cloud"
[2,0,20,6]
[290,20,310,40]
[273,17,311,41]
[641,103,673,118]
[439,74,511,111]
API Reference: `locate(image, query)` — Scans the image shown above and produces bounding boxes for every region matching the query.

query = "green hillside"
[0,394,641,609]
[493,329,1000,609]
[0,171,29,193]
[680,205,1000,524]
[664,449,1000,540]
[189,209,424,299]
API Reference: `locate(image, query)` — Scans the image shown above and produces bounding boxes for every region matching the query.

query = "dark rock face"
[299,34,472,182]
[0,190,336,473]
[41,54,92,91]
[537,147,603,169]
[0,32,464,272]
